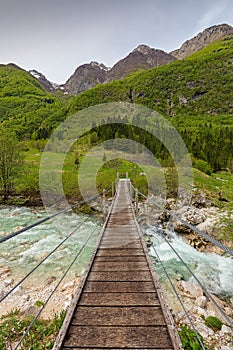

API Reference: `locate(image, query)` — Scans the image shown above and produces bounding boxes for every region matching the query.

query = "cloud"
[196,0,230,31]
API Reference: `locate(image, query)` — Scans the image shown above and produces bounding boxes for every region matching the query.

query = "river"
[0,205,233,315]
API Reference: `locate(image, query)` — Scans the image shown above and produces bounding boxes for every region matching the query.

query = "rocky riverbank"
[174,280,233,349]
[0,264,81,319]
[138,190,233,349]
[138,190,233,255]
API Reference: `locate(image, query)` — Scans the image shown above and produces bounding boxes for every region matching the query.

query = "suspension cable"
[0,187,110,244]
[14,225,99,350]
[0,216,91,303]
[151,244,206,350]
[160,233,233,327]
[138,191,233,257]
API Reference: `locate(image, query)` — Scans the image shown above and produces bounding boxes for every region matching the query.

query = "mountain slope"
[63,45,175,95]
[106,45,176,81]
[68,35,233,171]
[0,64,66,138]
[171,23,233,59]
[63,61,109,95]
[69,34,233,118]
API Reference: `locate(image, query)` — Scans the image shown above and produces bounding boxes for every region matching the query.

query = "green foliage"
[34,300,44,308]
[68,35,233,173]
[0,310,66,349]
[178,325,204,350]
[204,316,222,331]
[0,64,67,139]
[194,159,213,175]
[0,126,24,200]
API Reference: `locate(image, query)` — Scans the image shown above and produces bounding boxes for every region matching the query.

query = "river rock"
[195,323,215,338]
[177,280,203,298]
[173,208,206,233]
[4,279,14,288]
[0,265,12,278]
[192,306,207,317]
[195,295,207,308]
[219,325,233,337]
[23,305,39,317]
[45,276,57,286]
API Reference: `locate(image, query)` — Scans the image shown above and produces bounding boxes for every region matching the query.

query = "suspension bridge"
[0,177,233,350]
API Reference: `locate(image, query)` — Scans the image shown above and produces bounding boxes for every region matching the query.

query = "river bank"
[1,200,233,349]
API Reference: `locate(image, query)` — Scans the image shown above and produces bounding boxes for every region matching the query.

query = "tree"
[0,126,23,200]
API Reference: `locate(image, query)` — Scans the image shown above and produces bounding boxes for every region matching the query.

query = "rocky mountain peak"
[133,44,152,54]
[29,70,55,91]
[171,23,233,59]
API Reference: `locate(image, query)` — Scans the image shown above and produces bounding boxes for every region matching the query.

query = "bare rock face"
[171,24,233,59]
[62,61,109,95]
[63,45,176,95]
[106,45,176,82]
[29,70,56,91]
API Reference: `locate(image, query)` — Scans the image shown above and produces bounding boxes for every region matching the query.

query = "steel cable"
[151,244,206,350]
[14,225,99,350]
[138,191,233,257]
[0,216,90,303]
[134,188,233,326]
[0,187,110,244]
[159,233,233,327]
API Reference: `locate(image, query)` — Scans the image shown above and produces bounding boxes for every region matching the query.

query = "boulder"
[195,296,207,308]
[195,323,214,338]
[219,325,233,337]
[177,280,203,299]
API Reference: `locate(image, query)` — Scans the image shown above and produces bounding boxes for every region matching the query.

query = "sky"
[0,0,233,84]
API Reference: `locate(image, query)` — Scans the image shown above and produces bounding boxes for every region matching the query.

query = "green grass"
[0,309,66,350]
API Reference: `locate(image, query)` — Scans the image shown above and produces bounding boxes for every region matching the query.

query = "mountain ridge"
[24,23,233,95]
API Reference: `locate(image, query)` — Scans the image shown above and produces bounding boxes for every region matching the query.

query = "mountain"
[171,23,233,59]
[0,64,65,139]
[62,61,109,95]
[69,34,233,118]
[106,45,176,81]
[29,70,56,92]
[68,34,233,171]
[63,45,176,95]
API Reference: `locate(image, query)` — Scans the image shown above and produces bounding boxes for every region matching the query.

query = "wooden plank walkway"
[53,179,181,349]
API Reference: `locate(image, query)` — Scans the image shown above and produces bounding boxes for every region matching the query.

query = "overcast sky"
[0,0,232,83]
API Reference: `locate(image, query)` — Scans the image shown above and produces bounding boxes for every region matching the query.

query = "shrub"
[194,159,213,175]
[178,325,204,350]
[204,316,222,331]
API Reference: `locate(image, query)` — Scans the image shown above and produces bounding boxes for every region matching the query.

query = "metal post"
[103,189,106,216]
[116,172,119,192]
[135,188,138,215]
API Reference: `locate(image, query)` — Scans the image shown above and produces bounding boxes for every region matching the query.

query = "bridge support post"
[135,188,138,215]
[112,182,115,198]
[103,189,106,216]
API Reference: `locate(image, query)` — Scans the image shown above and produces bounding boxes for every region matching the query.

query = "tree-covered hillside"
[68,35,233,171]
[0,64,68,139]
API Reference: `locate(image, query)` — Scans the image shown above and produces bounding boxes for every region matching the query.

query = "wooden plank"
[94,255,147,262]
[63,326,173,348]
[96,248,144,256]
[99,242,142,249]
[72,306,166,326]
[92,261,148,271]
[79,292,159,306]
[84,281,156,293]
[88,270,152,281]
